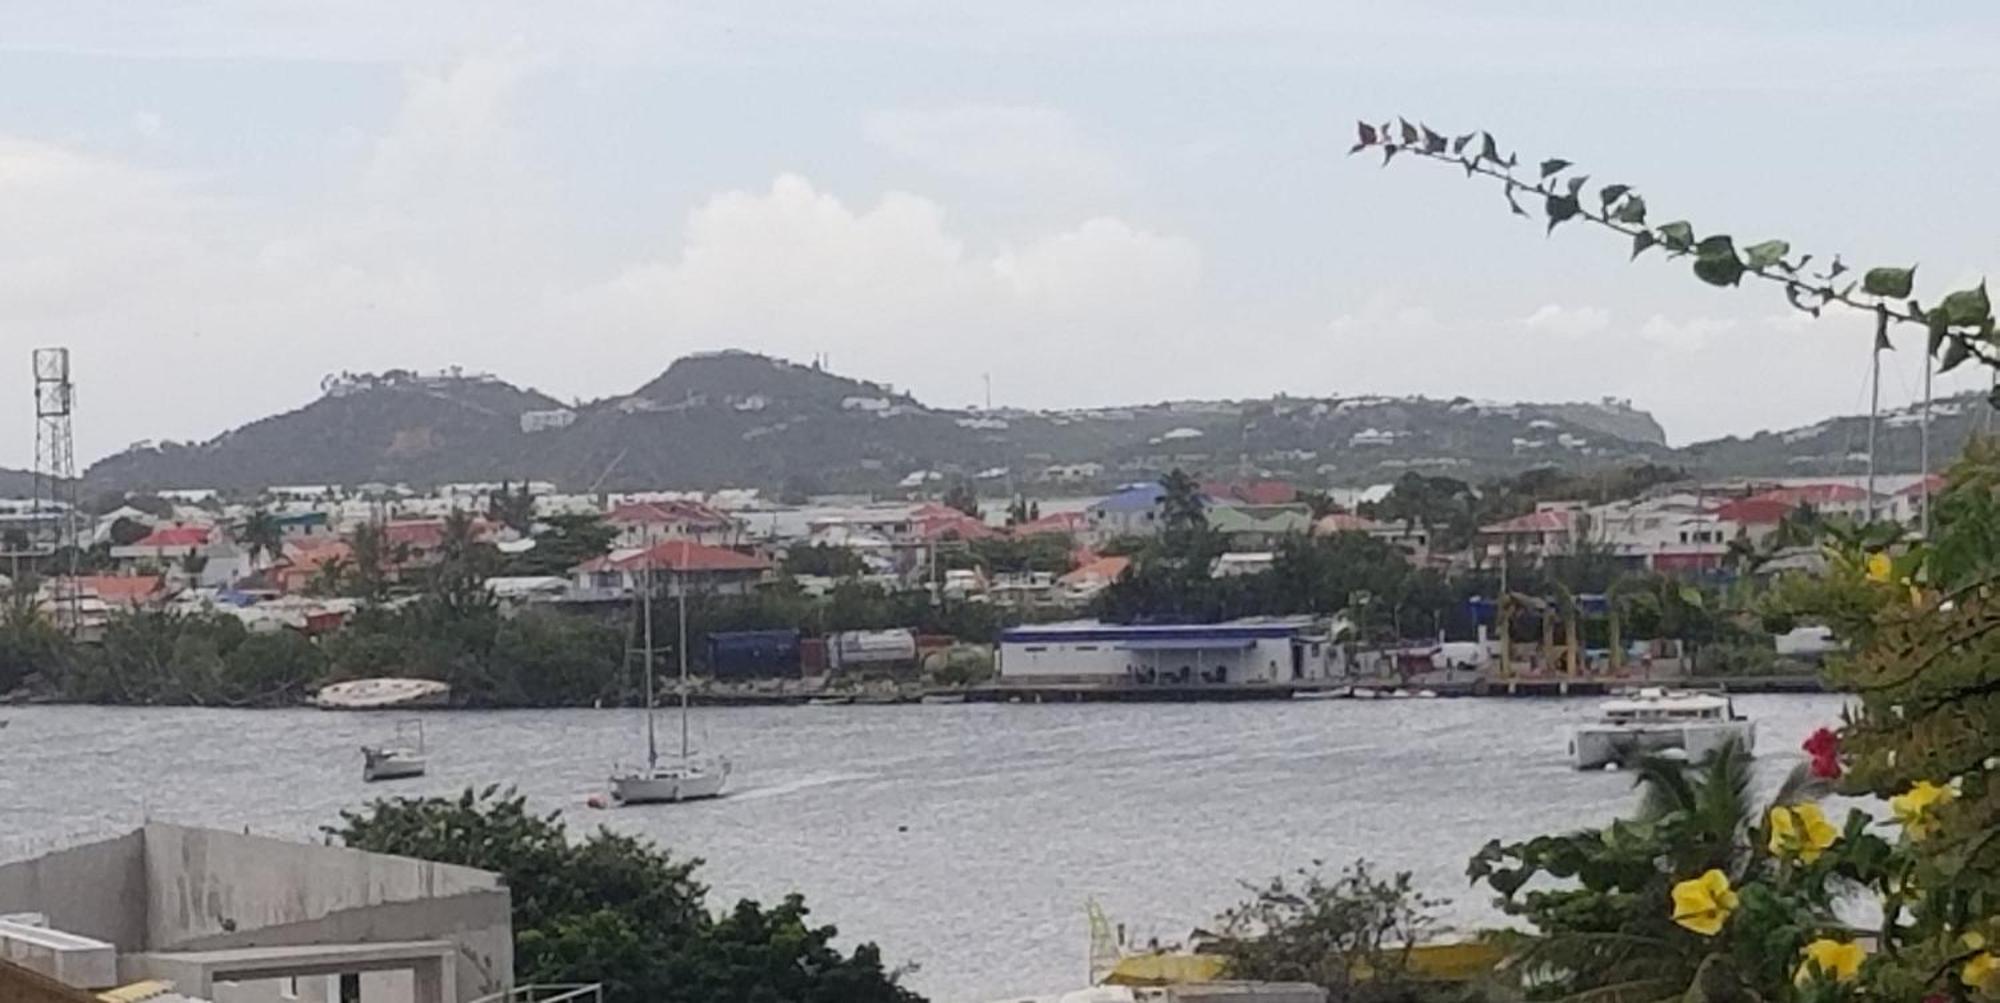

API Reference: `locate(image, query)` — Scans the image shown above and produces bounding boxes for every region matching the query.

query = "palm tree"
[307,555,350,597]
[235,509,283,569]
[1475,741,1831,1003]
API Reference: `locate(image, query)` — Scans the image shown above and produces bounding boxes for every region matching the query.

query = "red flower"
[1803,727,1842,780]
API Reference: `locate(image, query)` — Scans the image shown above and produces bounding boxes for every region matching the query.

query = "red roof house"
[573,540,772,596]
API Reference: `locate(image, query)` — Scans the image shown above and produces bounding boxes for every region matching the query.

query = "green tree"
[329,788,924,1003]
[502,513,616,578]
[1359,121,1999,997]
[235,509,283,568]
[782,543,869,578]
[348,522,392,600]
[106,517,152,547]
[1214,860,1447,1003]
[487,480,538,534]
[942,482,981,518]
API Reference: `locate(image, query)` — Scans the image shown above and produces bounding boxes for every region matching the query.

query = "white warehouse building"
[997,617,1333,687]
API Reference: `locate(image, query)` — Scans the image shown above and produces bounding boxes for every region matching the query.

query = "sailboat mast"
[679,570,691,760]
[643,561,657,769]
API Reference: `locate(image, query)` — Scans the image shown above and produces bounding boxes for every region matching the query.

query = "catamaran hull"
[1570,720,1755,770]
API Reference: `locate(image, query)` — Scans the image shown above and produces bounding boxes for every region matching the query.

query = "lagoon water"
[0,695,1847,1001]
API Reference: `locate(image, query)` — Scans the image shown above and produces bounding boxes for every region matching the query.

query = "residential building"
[571,539,773,598]
[109,525,215,572]
[1479,506,1583,565]
[1205,503,1312,550]
[0,822,512,1002]
[1311,512,1430,563]
[1056,555,1131,602]
[1083,483,1170,542]
[604,500,740,548]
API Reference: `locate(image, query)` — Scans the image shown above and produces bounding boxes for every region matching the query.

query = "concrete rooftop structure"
[0,823,511,1003]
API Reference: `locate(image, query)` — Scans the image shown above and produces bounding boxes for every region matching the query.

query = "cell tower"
[31,348,80,592]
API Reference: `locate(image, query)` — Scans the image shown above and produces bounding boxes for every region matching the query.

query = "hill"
[86,370,567,491]
[75,349,1970,496]
[1680,393,1985,479]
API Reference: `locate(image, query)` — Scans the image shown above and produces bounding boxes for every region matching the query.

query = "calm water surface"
[0,695,1848,1001]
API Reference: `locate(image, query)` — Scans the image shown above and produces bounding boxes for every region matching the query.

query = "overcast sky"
[4,2,1999,469]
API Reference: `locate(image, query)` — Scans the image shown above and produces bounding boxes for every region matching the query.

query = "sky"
[5,2,2000,470]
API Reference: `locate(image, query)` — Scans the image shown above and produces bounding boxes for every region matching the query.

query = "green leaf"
[1421,126,1446,154]
[1939,283,1991,326]
[1744,240,1790,269]
[1505,190,1529,218]
[1631,230,1657,260]
[1565,175,1589,199]
[1451,133,1473,155]
[1861,266,1915,299]
[1399,118,1419,144]
[1352,120,1384,153]
[1677,586,1705,609]
[1942,335,1972,373]
[1539,158,1572,178]
[1598,184,1630,208]
[1480,132,1500,164]
[1928,312,1950,356]
[1612,195,1647,225]
[1657,221,1694,251]
[1381,144,1399,165]
[1545,194,1580,232]
[1694,235,1735,257]
[1693,253,1745,287]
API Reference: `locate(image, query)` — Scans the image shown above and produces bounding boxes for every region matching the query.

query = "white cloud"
[1637,314,1735,353]
[1519,303,1611,339]
[864,106,1125,195]
[565,175,1201,406]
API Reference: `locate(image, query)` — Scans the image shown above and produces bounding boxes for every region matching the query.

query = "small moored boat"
[362,721,427,782]
[1569,688,1754,770]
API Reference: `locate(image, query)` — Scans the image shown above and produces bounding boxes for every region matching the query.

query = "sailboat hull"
[611,761,729,804]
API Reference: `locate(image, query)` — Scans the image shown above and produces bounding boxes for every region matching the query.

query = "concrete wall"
[0,831,147,949]
[143,825,511,1002]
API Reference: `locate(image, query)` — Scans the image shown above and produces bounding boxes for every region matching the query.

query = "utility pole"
[1865,308,1884,523]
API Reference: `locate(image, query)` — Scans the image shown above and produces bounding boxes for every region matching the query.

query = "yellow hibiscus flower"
[1767,804,1839,864]
[1890,780,1956,840]
[1964,932,2000,992]
[1866,551,1894,583]
[1670,869,1738,937]
[1795,938,1866,985]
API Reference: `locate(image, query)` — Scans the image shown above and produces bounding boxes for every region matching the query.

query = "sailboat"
[611,564,730,805]
[362,720,427,782]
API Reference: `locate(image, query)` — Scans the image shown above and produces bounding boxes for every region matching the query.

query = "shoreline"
[6,674,1828,711]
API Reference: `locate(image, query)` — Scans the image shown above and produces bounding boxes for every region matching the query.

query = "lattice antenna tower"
[32,348,80,594]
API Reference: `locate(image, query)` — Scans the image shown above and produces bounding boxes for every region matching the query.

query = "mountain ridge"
[72,350,1970,495]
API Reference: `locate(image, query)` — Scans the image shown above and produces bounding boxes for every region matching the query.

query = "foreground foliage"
[330,787,924,1003]
[1362,117,2000,1001]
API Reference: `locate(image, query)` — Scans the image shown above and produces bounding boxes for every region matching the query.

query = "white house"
[998,618,1331,686]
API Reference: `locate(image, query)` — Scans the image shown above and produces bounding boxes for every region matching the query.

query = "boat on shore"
[1569,687,1754,769]
[314,678,450,711]
[807,695,853,706]
[919,693,966,704]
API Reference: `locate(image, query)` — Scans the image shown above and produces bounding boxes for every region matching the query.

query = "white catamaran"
[611,566,730,805]
[1568,688,1755,770]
